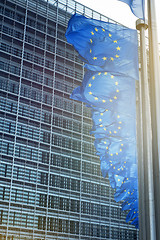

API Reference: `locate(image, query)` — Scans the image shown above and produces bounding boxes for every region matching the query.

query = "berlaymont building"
[0,0,139,239]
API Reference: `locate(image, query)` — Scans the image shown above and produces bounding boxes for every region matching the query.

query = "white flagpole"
[136,19,156,240]
[147,0,160,238]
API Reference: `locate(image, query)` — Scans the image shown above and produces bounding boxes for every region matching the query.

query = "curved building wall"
[0,0,138,239]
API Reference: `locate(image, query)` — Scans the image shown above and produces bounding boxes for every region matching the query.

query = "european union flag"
[66,14,139,228]
[66,14,139,80]
[119,0,145,20]
[71,70,136,117]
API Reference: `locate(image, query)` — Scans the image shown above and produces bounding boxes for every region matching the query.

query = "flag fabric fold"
[66,14,139,228]
[118,0,145,20]
[66,14,139,79]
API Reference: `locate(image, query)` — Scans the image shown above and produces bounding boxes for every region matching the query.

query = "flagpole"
[136,19,156,240]
[147,0,160,238]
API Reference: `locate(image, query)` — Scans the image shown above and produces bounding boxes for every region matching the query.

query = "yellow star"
[99,119,102,122]
[98,72,101,75]
[95,97,98,100]
[114,96,117,99]
[116,46,121,51]
[100,124,103,127]
[110,153,113,156]
[115,82,118,85]
[102,100,106,103]
[114,40,117,43]
[90,39,93,43]
[109,99,113,102]
[110,57,114,61]
[118,179,120,182]
[106,109,108,111]
[106,146,108,149]
[90,49,92,53]
[104,72,107,75]
[93,57,97,60]
[114,131,117,133]
[117,115,120,118]
[111,75,114,79]
[92,76,95,80]
[88,83,92,87]
[116,89,119,92]
[89,91,92,95]
[116,153,118,155]
[119,121,122,124]
[104,128,106,131]
[104,141,107,144]
[115,54,119,58]
[102,28,105,32]
[109,131,112,134]
[91,31,94,35]
[120,149,122,152]
[118,126,121,129]
[121,144,123,146]
[102,57,107,60]
[100,113,103,116]
[95,28,98,32]
[109,33,112,37]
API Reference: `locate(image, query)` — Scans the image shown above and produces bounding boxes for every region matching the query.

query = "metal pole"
[136,19,156,240]
[147,0,160,238]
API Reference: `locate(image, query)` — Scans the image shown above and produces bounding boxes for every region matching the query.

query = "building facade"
[0,0,138,239]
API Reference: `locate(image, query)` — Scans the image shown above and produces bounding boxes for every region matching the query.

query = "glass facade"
[0,0,138,239]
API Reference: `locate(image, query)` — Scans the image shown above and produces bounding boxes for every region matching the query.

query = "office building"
[0,0,138,238]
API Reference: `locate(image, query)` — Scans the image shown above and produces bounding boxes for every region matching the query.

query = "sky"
[75,0,160,42]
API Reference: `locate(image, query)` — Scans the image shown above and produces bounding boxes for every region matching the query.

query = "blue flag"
[119,0,145,19]
[66,14,139,80]
[66,14,139,228]
[70,70,136,117]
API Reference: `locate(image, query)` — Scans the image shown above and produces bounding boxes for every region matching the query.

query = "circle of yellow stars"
[89,27,121,62]
[88,72,119,104]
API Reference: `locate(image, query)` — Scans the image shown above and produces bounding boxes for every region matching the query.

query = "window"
[81,201,90,215]
[70,199,80,213]
[43,92,52,105]
[0,210,8,224]
[70,221,79,235]
[40,151,49,164]
[39,172,48,185]
[0,163,12,178]
[71,178,80,192]
[38,216,46,230]
[83,142,95,155]
[0,140,14,155]
[50,153,61,166]
[0,187,10,201]
[49,174,60,188]
[101,205,109,217]
[81,222,90,236]
[48,195,59,209]
[0,119,16,134]
[41,130,50,143]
